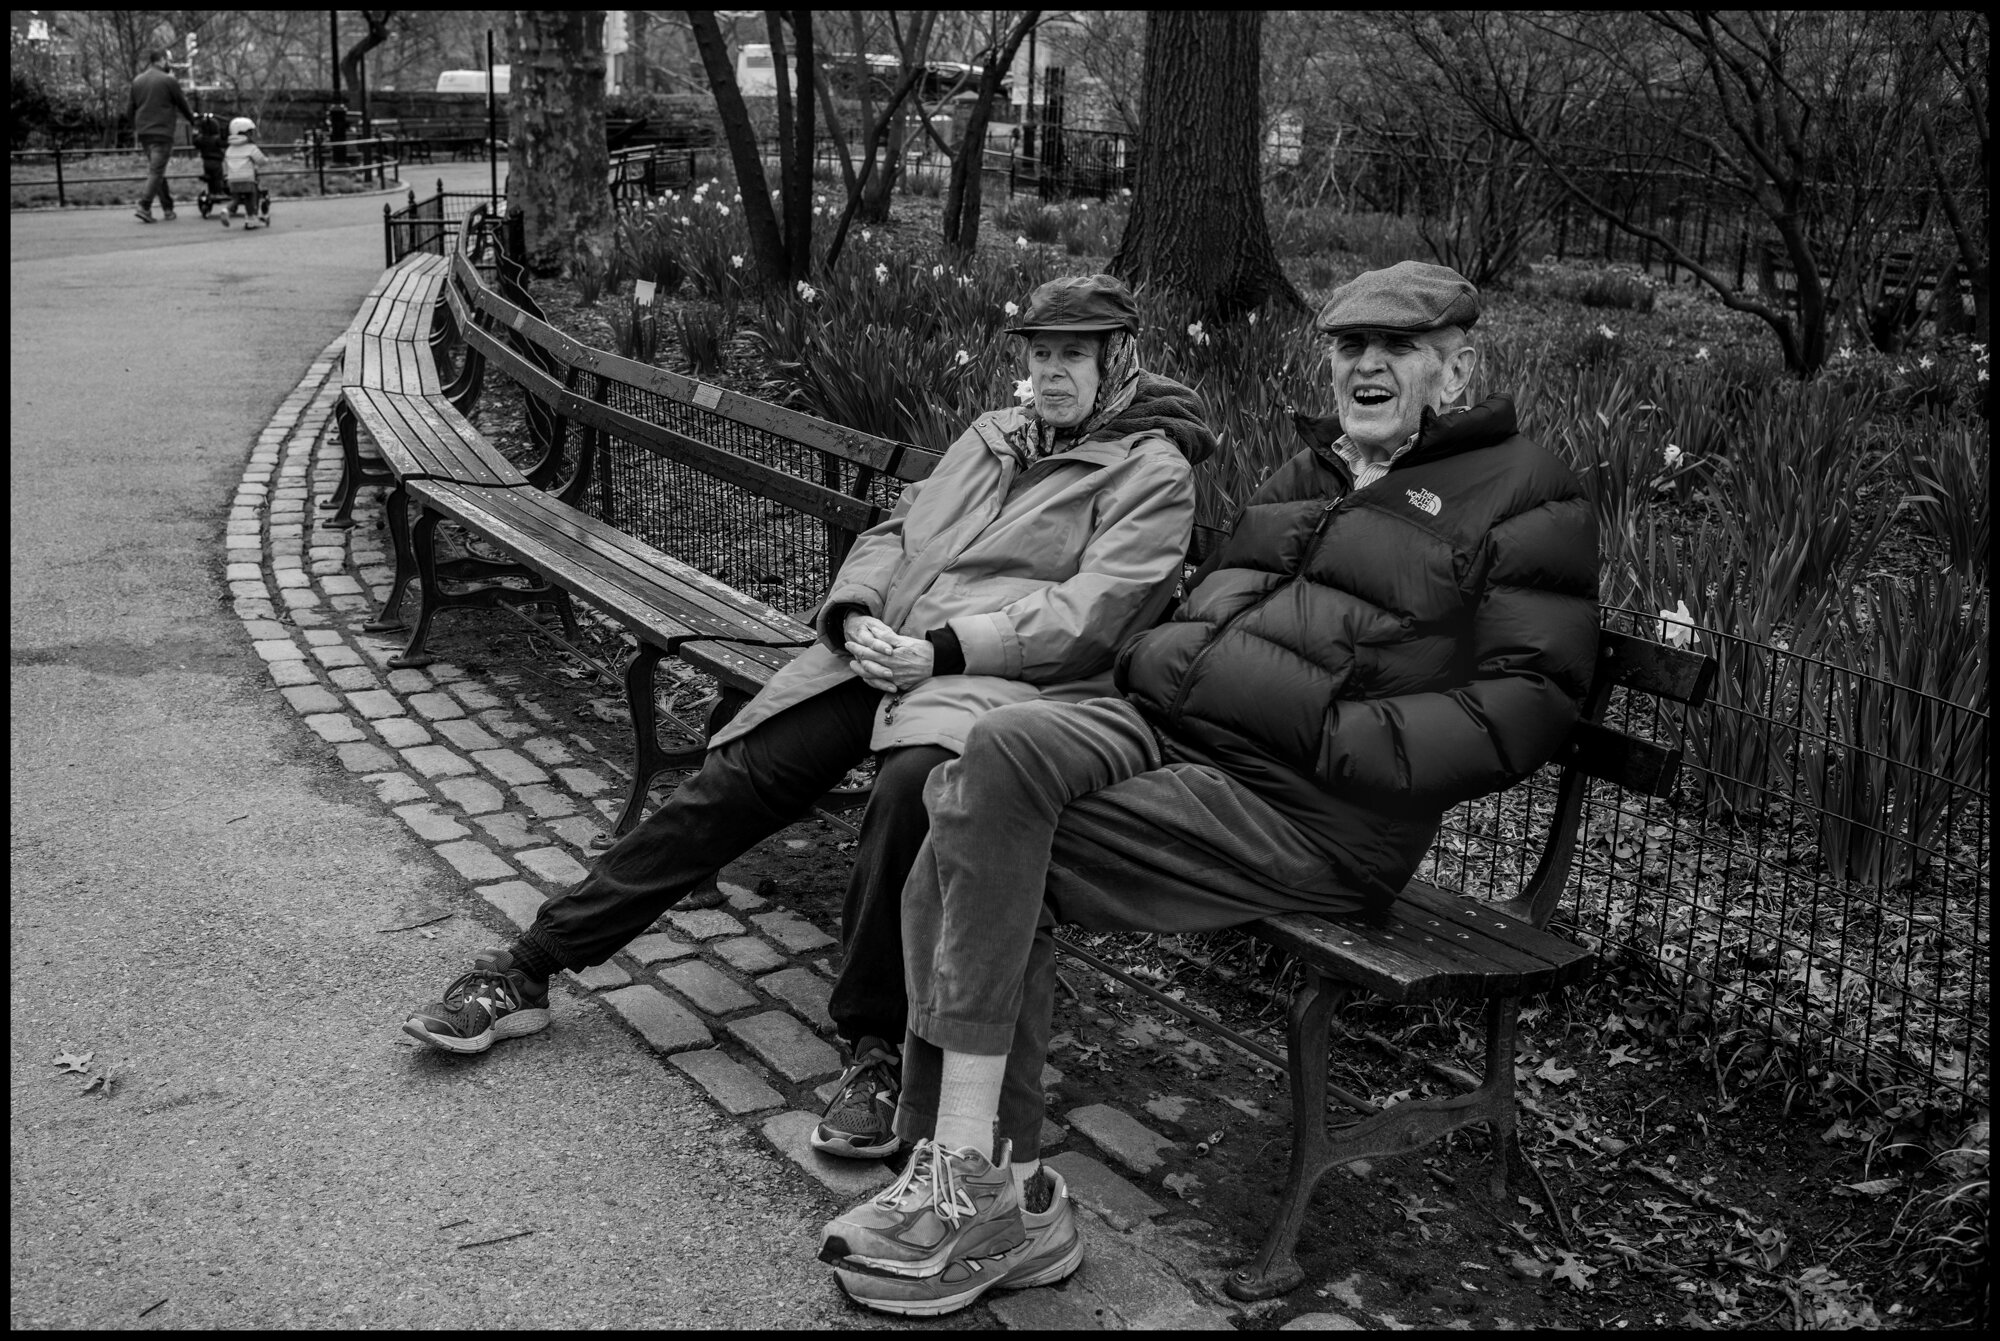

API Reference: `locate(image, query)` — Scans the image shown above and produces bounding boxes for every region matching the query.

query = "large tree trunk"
[339,9,395,123]
[687,10,795,293]
[1111,11,1303,318]
[506,11,615,277]
[940,11,1040,256]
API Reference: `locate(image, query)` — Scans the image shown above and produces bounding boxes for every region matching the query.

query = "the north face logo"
[1406,488,1442,516]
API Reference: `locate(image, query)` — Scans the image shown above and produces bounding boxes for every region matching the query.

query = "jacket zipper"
[1162,498,1344,725]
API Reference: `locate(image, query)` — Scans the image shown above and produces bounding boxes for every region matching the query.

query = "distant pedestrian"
[222,117,271,229]
[130,49,195,224]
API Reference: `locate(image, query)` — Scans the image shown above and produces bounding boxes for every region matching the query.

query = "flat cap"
[1005,273,1140,336]
[1314,260,1480,336]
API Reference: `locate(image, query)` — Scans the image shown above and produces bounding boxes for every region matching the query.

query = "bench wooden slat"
[1561,722,1682,798]
[1597,629,1714,705]
[411,481,814,651]
[449,250,936,483]
[455,310,891,534]
[679,638,810,696]
[346,387,525,488]
[493,491,816,647]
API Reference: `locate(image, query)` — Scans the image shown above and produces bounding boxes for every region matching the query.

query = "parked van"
[436,67,509,95]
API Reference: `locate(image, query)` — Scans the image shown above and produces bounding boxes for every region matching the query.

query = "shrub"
[606,292,664,364]
[572,250,610,306]
[1894,415,1989,582]
[674,302,730,377]
[1575,268,1657,313]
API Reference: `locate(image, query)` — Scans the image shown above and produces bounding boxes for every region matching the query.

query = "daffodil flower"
[1663,444,1683,468]
[730,254,744,269]
[1598,323,1616,340]
[932,264,943,279]
[797,281,818,302]
[1657,598,1697,649]
[1695,347,1710,361]
[954,350,971,367]
[1003,300,1020,317]
[874,263,888,284]
[717,204,730,217]
[1918,355,1934,370]
[861,229,872,242]
[1015,235,1028,248]
[1014,378,1035,403]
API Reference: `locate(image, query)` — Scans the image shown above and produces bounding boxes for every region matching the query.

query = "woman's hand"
[842,610,899,652]
[846,631,935,694]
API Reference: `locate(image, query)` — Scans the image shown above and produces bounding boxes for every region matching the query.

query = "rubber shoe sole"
[809,1123,900,1160]
[400,1005,550,1054]
[833,1197,1081,1317]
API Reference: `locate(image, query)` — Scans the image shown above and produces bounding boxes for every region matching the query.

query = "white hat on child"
[229,117,256,135]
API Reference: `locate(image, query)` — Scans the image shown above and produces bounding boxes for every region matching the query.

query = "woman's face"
[1025,332,1103,428]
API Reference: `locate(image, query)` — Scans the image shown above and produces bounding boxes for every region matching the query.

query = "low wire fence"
[384,183,502,267]
[1424,606,1987,1111]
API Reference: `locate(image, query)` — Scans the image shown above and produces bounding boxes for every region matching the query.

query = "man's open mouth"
[1351,387,1394,406]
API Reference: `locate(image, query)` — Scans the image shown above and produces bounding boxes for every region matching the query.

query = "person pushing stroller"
[192,113,229,220]
[221,116,271,229]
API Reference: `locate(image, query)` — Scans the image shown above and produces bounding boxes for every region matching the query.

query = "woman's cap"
[1314,260,1480,335]
[230,117,257,136]
[1006,274,1140,336]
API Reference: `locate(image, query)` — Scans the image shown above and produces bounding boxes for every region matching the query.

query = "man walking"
[816,261,1603,1315]
[130,49,195,224]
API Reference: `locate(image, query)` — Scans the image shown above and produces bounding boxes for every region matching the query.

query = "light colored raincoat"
[709,384,1214,755]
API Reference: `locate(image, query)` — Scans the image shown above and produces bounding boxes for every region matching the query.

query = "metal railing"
[11,136,402,208]
[384,182,503,267]
[1421,605,1987,1109]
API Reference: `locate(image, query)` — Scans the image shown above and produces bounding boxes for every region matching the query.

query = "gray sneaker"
[402,949,550,1054]
[811,1037,901,1159]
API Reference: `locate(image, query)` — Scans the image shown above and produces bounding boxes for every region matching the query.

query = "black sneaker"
[133,208,156,224]
[811,1036,901,1159]
[402,949,550,1054]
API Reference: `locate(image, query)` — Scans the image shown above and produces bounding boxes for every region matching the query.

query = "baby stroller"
[192,114,229,219]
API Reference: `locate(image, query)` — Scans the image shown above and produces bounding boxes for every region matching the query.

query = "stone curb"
[229,340,1256,1329]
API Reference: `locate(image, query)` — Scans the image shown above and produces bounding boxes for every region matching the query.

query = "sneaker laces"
[440,967,520,1014]
[872,1140,980,1228]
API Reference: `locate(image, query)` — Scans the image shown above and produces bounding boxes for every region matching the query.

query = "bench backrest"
[441,206,940,604]
[1506,628,1715,929]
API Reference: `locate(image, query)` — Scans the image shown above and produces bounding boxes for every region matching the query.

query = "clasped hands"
[843,611,934,694]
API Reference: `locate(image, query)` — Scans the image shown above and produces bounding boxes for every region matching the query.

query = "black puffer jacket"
[1115,394,1599,904]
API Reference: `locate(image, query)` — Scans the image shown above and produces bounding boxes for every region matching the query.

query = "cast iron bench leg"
[364,485,415,631]
[390,504,445,668]
[612,642,707,838]
[323,398,375,528]
[1228,967,1338,1301]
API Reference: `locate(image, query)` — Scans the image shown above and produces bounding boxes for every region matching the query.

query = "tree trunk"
[1111,11,1304,318]
[506,11,615,277]
[687,10,789,291]
[940,10,1040,256]
[339,10,395,109]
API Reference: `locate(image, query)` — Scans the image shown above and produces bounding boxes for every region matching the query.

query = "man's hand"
[842,610,899,651]
[846,630,935,694]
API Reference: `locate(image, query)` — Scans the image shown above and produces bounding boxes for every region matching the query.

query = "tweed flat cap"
[1005,274,1141,335]
[1315,260,1481,335]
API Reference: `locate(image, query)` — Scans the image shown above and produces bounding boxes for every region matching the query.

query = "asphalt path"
[8,172,889,1329]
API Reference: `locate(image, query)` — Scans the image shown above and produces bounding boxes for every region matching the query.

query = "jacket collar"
[1294,394,1519,479]
[974,408,1137,468]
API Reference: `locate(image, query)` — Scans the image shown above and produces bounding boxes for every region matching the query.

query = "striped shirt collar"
[1330,428,1421,492]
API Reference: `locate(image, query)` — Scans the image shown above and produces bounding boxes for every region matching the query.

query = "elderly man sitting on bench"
[815,260,1602,1316]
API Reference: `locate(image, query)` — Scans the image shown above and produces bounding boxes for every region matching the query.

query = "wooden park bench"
[608,142,698,210]
[347,202,1718,1303]
[336,205,936,839]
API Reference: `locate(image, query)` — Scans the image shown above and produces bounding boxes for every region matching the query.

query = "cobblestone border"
[228,350,1265,1329]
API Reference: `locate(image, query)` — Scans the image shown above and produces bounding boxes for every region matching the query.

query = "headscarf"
[1004,329,1144,466]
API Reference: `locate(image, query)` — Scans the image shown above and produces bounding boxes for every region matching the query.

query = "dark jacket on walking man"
[130,49,195,223]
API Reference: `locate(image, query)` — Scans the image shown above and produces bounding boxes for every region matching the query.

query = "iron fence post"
[54,144,65,207]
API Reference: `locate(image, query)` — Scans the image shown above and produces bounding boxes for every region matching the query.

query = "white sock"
[933,1050,1006,1159]
[1012,1157,1041,1195]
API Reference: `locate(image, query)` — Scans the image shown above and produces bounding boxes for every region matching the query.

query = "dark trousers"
[516,676,953,1050]
[137,138,174,211]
